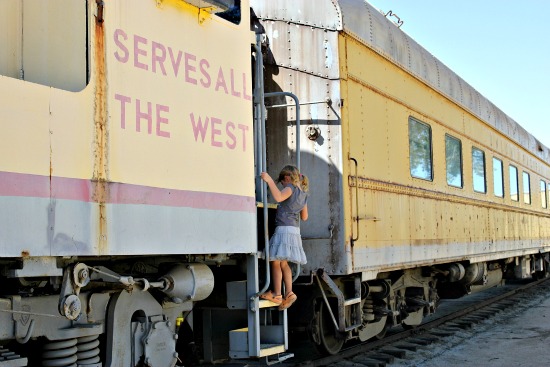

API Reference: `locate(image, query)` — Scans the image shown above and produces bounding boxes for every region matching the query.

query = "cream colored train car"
[252,0,550,354]
[0,0,291,365]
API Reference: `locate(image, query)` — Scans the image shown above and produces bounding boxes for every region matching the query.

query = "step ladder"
[226,254,293,364]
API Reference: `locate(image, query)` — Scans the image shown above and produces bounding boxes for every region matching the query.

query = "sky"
[366,0,550,148]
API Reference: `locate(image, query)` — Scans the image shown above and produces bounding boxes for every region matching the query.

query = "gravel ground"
[391,285,550,367]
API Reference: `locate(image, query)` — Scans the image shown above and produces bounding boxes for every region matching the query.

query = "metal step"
[259,299,281,309]
[229,328,286,359]
[227,281,282,309]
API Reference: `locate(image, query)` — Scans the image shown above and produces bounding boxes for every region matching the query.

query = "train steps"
[226,280,293,364]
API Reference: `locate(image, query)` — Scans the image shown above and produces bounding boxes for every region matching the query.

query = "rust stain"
[21,251,30,258]
[93,3,108,255]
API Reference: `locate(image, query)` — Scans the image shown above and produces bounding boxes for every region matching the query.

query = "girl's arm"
[300,204,308,221]
[260,172,292,202]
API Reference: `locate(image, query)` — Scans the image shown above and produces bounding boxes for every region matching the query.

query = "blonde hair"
[277,165,309,192]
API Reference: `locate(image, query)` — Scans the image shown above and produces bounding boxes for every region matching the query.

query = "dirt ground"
[391,285,550,367]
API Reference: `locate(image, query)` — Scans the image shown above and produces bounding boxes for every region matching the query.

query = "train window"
[523,172,531,204]
[213,0,241,24]
[492,158,504,198]
[408,117,433,181]
[0,0,88,91]
[445,135,463,188]
[541,180,548,209]
[472,148,486,193]
[509,165,519,201]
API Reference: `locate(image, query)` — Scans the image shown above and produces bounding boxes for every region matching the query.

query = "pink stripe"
[0,171,255,213]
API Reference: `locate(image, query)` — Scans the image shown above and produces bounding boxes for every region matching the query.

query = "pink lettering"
[238,124,249,151]
[134,35,148,71]
[230,69,241,98]
[199,59,211,88]
[185,53,197,85]
[115,94,131,129]
[156,104,170,138]
[136,99,153,133]
[189,113,249,151]
[114,29,129,63]
[211,117,223,147]
[168,47,183,77]
[190,113,209,142]
[113,29,253,102]
[152,41,167,75]
[226,121,236,149]
[215,67,228,94]
[242,73,252,101]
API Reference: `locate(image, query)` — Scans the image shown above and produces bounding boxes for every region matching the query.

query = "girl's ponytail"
[300,174,309,192]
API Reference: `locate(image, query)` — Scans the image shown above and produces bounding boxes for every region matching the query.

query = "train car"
[251,0,550,355]
[1,0,549,365]
[0,0,284,366]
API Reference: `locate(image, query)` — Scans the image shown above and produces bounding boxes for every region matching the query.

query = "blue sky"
[367,0,550,148]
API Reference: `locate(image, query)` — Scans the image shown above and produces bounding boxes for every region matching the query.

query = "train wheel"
[374,319,389,340]
[313,300,344,355]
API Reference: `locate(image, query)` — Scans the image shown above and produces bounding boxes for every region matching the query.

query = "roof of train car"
[251,0,550,164]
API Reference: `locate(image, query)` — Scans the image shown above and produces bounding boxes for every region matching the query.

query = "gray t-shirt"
[274,184,308,227]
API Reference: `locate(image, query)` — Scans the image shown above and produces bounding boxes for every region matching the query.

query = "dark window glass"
[523,172,531,204]
[445,135,463,187]
[509,165,519,201]
[472,148,486,193]
[409,117,433,181]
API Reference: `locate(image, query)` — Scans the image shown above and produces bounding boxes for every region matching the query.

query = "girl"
[260,165,309,310]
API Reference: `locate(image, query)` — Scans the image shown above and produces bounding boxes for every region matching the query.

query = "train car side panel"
[103,0,257,254]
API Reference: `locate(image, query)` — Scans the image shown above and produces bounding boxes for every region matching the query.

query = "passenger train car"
[0,0,548,365]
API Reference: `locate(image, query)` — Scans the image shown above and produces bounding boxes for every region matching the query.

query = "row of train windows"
[409,117,549,209]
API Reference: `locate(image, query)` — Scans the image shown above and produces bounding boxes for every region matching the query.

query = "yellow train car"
[2,0,549,364]
[252,0,550,354]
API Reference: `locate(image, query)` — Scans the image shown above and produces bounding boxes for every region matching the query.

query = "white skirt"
[268,226,307,265]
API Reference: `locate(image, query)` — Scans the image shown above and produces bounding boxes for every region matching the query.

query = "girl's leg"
[271,260,283,296]
[280,260,293,297]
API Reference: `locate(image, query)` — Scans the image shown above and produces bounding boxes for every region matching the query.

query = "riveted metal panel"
[251,0,343,30]
[337,0,549,163]
[262,20,340,79]
[255,3,348,274]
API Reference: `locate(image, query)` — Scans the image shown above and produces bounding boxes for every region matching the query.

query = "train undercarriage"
[287,253,550,356]
[0,252,548,364]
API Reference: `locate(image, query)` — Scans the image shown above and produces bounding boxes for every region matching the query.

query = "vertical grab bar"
[264,92,301,171]
[350,156,359,243]
[264,92,301,282]
[253,35,271,300]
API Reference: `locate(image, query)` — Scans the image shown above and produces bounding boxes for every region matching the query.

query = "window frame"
[408,117,433,181]
[472,147,487,194]
[509,165,519,202]
[445,134,463,188]
[523,171,531,204]
[492,157,504,198]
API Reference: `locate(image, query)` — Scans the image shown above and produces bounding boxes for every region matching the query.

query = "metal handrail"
[253,34,271,300]
[264,92,302,282]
